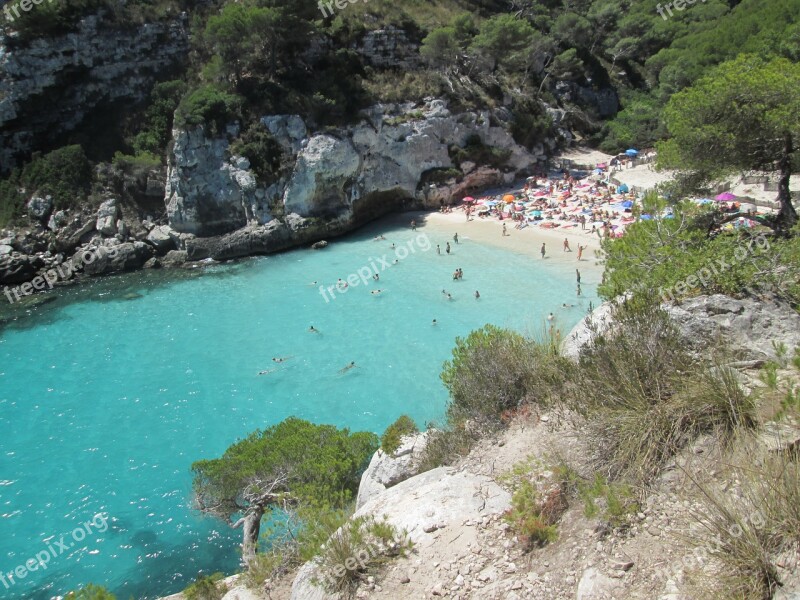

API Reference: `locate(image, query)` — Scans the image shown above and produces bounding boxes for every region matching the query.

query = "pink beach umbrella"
[715,192,737,201]
[462,196,476,203]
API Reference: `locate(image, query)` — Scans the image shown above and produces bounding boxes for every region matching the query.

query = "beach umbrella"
[715,192,737,201]
[503,194,515,203]
[622,200,633,208]
[640,214,653,220]
[617,184,629,193]
[625,148,639,156]
[462,196,475,203]
[596,162,607,169]
[593,168,604,175]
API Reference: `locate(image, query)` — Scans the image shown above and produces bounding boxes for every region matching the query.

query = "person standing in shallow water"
[446,242,451,254]
[541,243,546,259]
[576,269,581,285]
[453,233,459,244]
[410,219,416,231]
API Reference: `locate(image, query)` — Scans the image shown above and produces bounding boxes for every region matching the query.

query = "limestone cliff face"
[165,98,551,253]
[0,13,188,170]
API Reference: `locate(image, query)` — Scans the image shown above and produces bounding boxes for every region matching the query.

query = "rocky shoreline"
[2,98,556,305]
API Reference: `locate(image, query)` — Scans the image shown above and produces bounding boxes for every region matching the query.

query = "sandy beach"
[405,210,605,292]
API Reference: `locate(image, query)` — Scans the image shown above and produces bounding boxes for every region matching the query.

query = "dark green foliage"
[191,417,379,515]
[64,584,116,600]
[229,123,284,185]
[183,572,227,600]
[440,324,570,427]
[449,135,511,171]
[132,80,188,157]
[0,176,24,227]
[380,415,418,455]
[176,86,242,134]
[0,145,91,224]
[597,199,800,308]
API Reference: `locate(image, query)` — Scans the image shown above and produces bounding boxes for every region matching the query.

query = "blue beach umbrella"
[625,148,639,156]
[622,200,633,208]
[617,183,629,193]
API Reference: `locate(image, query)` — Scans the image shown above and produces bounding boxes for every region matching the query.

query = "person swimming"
[547,312,555,321]
[339,361,357,374]
[432,319,437,325]
[308,325,319,333]
[272,356,294,363]
[447,293,453,301]
[337,278,348,289]
[370,289,382,295]
[258,368,278,376]
[561,303,573,308]
[475,290,480,299]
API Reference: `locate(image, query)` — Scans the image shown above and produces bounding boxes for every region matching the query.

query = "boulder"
[146,225,177,252]
[291,467,510,600]
[0,253,44,285]
[562,299,617,361]
[80,242,153,276]
[355,432,428,509]
[665,295,800,361]
[95,198,119,236]
[577,567,620,600]
[47,210,68,231]
[27,195,53,221]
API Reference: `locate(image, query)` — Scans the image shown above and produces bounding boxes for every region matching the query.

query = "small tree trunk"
[777,132,798,232]
[240,504,265,565]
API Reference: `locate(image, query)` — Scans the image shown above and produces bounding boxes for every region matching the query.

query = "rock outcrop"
[290,467,511,600]
[355,432,428,509]
[664,294,800,361]
[0,13,189,170]
[564,294,800,362]
[166,98,544,258]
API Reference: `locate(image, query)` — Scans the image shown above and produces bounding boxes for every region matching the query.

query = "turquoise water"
[0,215,598,599]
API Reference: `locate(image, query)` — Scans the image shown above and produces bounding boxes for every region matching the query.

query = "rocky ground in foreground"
[161,295,800,600]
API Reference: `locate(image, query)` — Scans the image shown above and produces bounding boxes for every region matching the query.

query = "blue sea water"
[0,214,599,599]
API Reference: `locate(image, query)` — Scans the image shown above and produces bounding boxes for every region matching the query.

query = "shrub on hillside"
[380,415,418,455]
[572,299,756,485]
[177,85,242,134]
[64,584,116,600]
[183,572,227,600]
[21,145,92,211]
[441,324,570,428]
[229,123,285,185]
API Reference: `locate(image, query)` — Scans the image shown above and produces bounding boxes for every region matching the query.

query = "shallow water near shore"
[0,214,599,599]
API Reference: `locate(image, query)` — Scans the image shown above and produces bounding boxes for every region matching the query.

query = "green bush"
[64,584,116,600]
[177,85,242,134]
[573,300,756,485]
[229,123,284,185]
[0,177,23,227]
[380,415,418,455]
[441,324,570,428]
[449,135,511,171]
[183,572,227,600]
[503,480,563,549]
[20,145,92,211]
[598,199,800,309]
[315,515,413,596]
[132,80,188,157]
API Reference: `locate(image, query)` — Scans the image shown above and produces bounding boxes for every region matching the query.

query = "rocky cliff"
[166,98,551,260]
[0,12,189,170]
